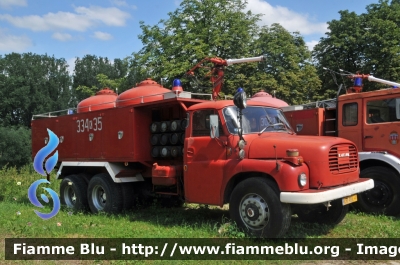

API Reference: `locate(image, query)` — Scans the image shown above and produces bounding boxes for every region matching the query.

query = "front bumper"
[280,178,374,204]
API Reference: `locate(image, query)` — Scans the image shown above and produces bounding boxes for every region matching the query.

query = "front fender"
[359,152,400,175]
[221,159,310,203]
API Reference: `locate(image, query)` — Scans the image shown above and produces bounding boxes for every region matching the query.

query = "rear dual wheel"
[60,174,88,211]
[87,173,124,214]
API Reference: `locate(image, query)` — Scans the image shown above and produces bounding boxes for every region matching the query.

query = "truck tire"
[296,199,348,224]
[60,174,88,211]
[229,178,291,238]
[87,173,123,214]
[356,166,400,216]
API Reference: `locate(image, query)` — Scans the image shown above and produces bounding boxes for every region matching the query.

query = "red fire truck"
[31,57,373,238]
[283,71,400,216]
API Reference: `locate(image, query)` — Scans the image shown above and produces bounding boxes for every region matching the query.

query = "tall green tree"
[129,0,320,104]
[73,55,129,100]
[313,0,400,98]
[76,74,125,96]
[0,126,31,168]
[0,53,72,128]
[242,24,322,104]
[130,0,261,95]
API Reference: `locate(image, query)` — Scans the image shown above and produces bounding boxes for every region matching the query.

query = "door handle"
[187,148,194,156]
[364,135,373,139]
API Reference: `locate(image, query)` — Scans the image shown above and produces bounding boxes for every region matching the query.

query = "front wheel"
[356,166,400,216]
[229,178,291,238]
[296,199,348,225]
[87,173,123,214]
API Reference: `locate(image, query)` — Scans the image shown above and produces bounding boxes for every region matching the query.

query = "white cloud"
[92,31,113,40]
[74,6,130,27]
[52,32,72,41]
[0,29,31,52]
[0,0,27,8]
[246,0,328,35]
[0,5,130,32]
[306,40,319,51]
[111,0,137,9]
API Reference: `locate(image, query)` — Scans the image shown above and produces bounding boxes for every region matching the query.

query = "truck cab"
[183,95,373,237]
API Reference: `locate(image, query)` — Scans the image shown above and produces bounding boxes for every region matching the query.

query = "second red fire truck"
[283,71,400,216]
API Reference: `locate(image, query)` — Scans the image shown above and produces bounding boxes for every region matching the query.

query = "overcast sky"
[0,0,378,72]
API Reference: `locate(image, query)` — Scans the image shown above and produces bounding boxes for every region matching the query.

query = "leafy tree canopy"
[129,0,321,104]
[73,55,129,102]
[312,0,400,98]
[0,53,72,127]
[76,74,124,97]
[0,126,31,168]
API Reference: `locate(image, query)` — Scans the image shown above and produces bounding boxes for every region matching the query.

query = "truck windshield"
[223,106,293,135]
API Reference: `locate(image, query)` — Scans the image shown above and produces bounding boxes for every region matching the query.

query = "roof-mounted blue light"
[172,79,183,92]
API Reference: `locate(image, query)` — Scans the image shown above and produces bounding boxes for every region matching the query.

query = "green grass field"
[1,166,399,264]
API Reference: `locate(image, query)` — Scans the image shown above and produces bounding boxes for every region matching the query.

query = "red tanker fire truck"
[283,70,400,216]
[31,56,373,238]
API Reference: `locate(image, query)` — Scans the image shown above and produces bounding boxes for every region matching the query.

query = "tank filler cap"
[137,78,162,87]
[252,90,272,98]
[95,88,117,96]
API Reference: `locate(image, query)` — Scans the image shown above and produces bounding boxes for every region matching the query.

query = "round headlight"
[298,173,307,187]
[239,149,246,159]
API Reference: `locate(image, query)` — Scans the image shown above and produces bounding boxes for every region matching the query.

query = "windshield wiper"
[258,123,285,135]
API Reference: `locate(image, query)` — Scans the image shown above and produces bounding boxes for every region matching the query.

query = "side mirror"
[233,87,247,110]
[209,115,219,139]
[396,98,400,119]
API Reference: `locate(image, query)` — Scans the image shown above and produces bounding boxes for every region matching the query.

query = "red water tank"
[116,78,171,107]
[249,90,288,108]
[77,88,117,113]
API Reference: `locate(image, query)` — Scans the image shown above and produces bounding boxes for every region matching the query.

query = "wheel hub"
[240,193,269,228]
[64,186,76,207]
[246,207,256,218]
[362,180,391,206]
[92,185,106,210]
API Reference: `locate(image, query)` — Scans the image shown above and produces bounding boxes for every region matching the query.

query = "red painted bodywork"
[284,88,400,158]
[249,90,289,108]
[32,80,361,207]
[77,88,117,113]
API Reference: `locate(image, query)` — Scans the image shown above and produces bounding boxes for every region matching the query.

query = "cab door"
[183,109,227,205]
[337,99,363,150]
[363,96,400,157]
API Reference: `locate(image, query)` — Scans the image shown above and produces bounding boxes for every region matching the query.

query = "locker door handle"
[187,148,194,156]
[364,135,373,139]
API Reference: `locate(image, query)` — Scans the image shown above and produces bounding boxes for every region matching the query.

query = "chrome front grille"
[329,144,358,174]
